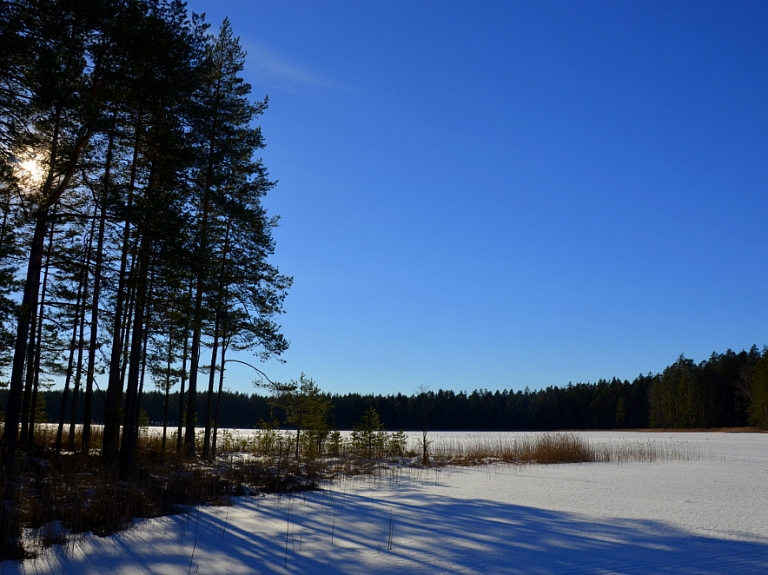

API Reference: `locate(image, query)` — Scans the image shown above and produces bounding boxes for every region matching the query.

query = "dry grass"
[630,426,762,433]
[423,433,706,466]
[0,425,320,560]
[591,438,705,463]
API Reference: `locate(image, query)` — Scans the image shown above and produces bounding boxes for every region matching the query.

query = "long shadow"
[5,483,768,574]
[284,488,768,575]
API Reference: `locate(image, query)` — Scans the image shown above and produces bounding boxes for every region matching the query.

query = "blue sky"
[185,0,768,396]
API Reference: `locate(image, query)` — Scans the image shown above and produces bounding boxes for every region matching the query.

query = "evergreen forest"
[17,345,768,432]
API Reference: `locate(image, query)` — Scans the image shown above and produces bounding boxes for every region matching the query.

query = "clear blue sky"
[186,0,768,396]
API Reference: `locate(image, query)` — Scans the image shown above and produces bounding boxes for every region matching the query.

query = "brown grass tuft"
[424,432,705,466]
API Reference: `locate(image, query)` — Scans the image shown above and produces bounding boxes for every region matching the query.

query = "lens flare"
[19,157,45,184]
[12,152,47,191]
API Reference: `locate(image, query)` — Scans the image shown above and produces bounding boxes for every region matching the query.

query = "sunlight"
[14,153,46,188]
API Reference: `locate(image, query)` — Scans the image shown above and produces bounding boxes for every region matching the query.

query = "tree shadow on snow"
[8,479,768,575]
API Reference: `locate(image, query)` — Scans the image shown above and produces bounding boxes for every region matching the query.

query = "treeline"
[26,346,768,431]
[0,0,289,473]
[329,377,652,431]
[340,347,767,430]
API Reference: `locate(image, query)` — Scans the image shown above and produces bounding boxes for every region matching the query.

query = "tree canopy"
[0,0,290,473]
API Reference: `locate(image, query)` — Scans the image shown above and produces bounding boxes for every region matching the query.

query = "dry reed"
[424,433,705,466]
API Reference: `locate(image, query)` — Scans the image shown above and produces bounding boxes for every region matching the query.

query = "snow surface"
[4,432,767,574]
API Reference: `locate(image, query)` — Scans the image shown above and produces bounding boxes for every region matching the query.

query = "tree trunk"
[177,314,189,455]
[211,343,227,459]
[103,115,141,464]
[19,213,57,449]
[83,116,114,453]
[119,236,150,474]
[27,213,64,450]
[132,274,153,452]
[185,274,205,458]
[162,322,173,453]
[162,367,170,453]
[18,291,40,449]
[55,256,88,456]
[204,220,230,458]
[132,320,150,450]
[3,215,47,475]
[202,314,220,459]
[67,263,90,452]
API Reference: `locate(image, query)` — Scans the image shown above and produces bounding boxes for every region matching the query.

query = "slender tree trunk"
[185,338,200,457]
[211,342,227,459]
[177,314,189,455]
[55,261,88,455]
[19,214,57,448]
[132,272,153,451]
[162,379,170,452]
[120,237,149,474]
[162,323,173,453]
[68,266,90,452]
[24,304,46,450]
[18,294,40,449]
[0,197,10,248]
[103,116,141,464]
[119,263,138,389]
[132,317,150,450]
[185,143,216,457]
[83,116,115,453]
[26,294,47,450]
[3,215,46,474]
[202,315,220,459]
[185,278,204,458]
[207,222,231,459]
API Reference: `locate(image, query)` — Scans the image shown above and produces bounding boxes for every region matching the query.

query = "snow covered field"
[5,432,767,574]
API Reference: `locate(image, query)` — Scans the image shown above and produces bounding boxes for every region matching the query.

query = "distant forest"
[15,345,768,431]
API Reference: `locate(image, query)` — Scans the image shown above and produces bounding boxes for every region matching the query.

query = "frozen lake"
[6,431,767,574]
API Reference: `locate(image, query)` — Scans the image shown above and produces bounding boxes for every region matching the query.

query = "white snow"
[5,432,767,574]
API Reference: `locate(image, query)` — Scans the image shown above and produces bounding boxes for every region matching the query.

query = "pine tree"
[1,0,160,474]
[0,1,290,477]
[186,20,290,458]
[352,407,386,459]
[265,374,330,459]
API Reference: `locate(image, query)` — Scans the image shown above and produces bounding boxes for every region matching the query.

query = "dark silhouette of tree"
[0,2,289,476]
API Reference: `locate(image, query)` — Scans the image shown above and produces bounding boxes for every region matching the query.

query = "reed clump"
[427,433,594,466]
[424,433,705,466]
[591,438,704,463]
